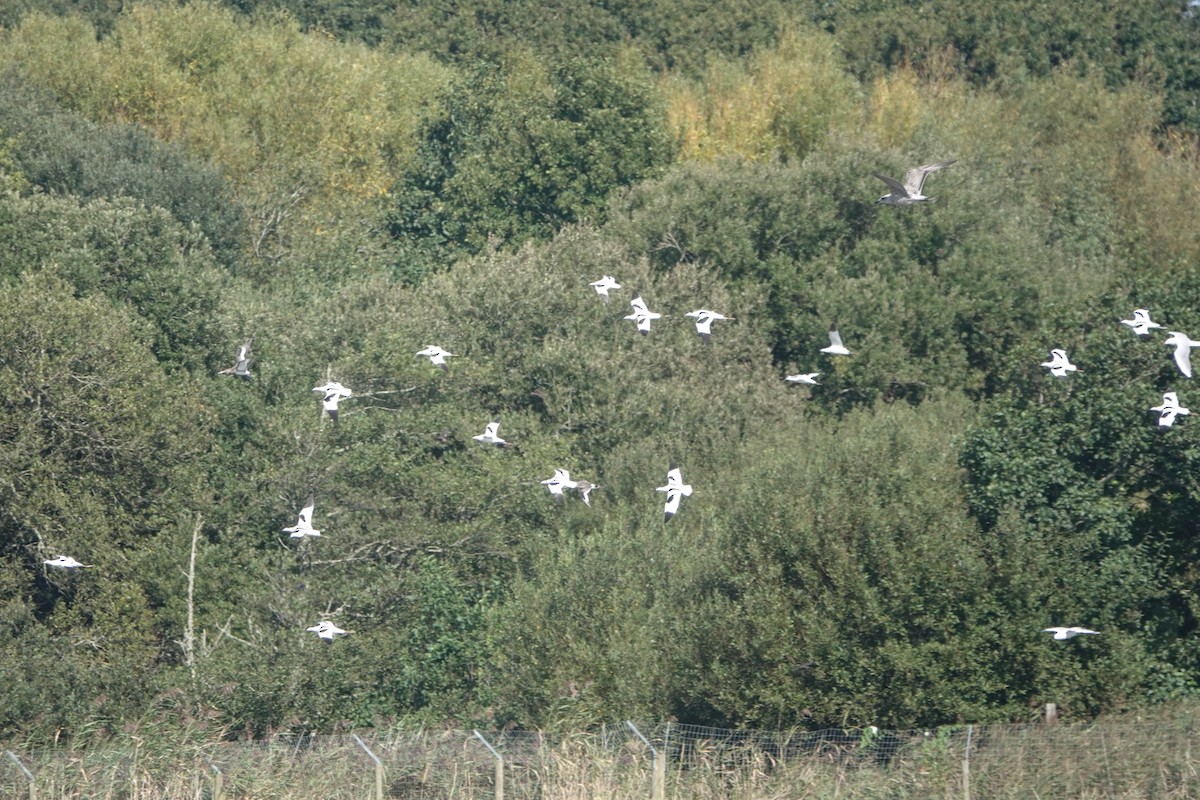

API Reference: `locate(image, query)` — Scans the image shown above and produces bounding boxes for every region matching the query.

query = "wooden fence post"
[626,721,665,800]
[205,757,222,800]
[5,751,36,800]
[962,725,972,800]
[473,731,504,800]
[353,734,384,800]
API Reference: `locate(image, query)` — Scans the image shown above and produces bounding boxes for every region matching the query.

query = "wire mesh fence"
[2,714,1198,799]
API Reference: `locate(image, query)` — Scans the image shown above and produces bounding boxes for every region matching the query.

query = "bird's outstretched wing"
[872,172,909,196]
[905,160,956,194]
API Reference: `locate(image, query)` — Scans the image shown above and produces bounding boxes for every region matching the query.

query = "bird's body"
[306,621,347,641]
[540,468,577,503]
[1041,349,1079,378]
[785,372,821,386]
[283,498,321,538]
[656,465,693,522]
[44,555,90,569]
[1121,309,1163,337]
[1151,391,1190,428]
[1164,332,1200,378]
[473,420,508,447]
[219,339,253,379]
[321,392,346,421]
[574,479,599,507]
[313,381,352,422]
[625,293,663,335]
[589,275,622,302]
[820,330,851,356]
[874,160,956,205]
[685,309,732,345]
[1043,627,1100,640]
[416,345,454,371]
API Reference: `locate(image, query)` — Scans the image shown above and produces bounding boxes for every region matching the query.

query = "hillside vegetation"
[1,0,1199,744]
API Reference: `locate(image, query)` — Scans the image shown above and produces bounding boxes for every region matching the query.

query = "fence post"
[205,757,222,800]
[626,721,665,800]
[961,725,972,800]
[5,750,36,800]
[473,731,504,800]
[659,722,670,798]
[353,734,384,800]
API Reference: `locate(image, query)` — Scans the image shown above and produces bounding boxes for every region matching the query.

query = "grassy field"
[3,708,1199,799]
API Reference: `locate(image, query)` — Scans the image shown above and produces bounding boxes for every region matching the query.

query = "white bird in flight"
[416,345,454,371]
[540,468,577,503]
[685,309,733,345]
[1151,391,1190,428]
[625,293,663,336]
[873,160,956,205]
[589,275,622,302]
[473,420,508,447]
[1040,349,1079,378]
[1043,627,1100,640]
[44,555,90,569]
[283,497,322,538]
[785,372,821,386]
[1120,309,1162,337]
[313,381,352,422]
[1164,332,1200,378]
[820,330,851,356]
[656,464,693,522]
[218,339,253,379]
[306,621,348,641]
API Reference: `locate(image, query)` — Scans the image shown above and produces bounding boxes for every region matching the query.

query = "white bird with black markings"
[306,621,348,641]
[589,275,622,302]
[624,293,663,335]
[1120,309,1163,337]
[785,372,821,386]
[283,497,322,538]
[1040,349,1079,378]
[416,345,454,371]
[1164,332,1200,378]
[1043,626,1099,641]
[1151,391,1190,428]
[874,160,956,205]
[656,464,693,522]
[820,329,851,356]
[685,309,733,345]
[540,468,577,503]
[218,339,253,379]
[313,381,352,422]
[44,555,90,569]
[473,420,509,447]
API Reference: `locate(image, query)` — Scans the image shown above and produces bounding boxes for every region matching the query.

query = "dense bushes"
[389,51,675,279]
[0,0,1199,745]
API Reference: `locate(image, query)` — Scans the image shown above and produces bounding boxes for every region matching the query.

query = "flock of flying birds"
[1042,308,1198,429]
[44,159,1186,646]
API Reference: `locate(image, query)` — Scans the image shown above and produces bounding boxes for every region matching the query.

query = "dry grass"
[3,714,1198,799]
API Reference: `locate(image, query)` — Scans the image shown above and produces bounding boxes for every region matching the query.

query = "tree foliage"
[1,0,1200,745]
[389,50,675,278]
